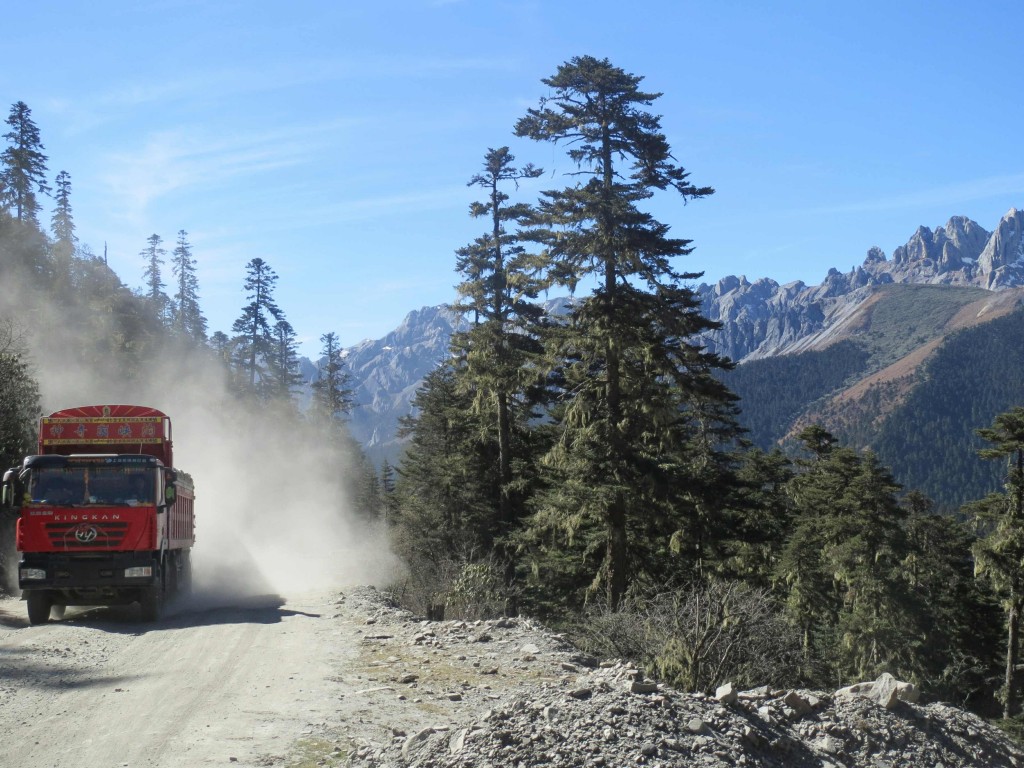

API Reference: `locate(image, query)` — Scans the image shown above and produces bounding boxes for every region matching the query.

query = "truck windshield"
[29,466,155,507]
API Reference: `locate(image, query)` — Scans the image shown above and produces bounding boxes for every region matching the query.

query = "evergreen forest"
[2,57,1024,726]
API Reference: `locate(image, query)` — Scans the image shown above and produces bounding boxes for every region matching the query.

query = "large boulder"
[836,672,919,710]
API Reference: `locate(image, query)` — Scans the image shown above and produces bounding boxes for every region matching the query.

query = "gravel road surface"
[0,587,359,768]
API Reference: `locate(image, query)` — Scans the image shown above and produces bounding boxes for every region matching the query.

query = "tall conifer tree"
[140,234,169,321]
[0,102,49,224]
[267,319,303,401]
[452,146,544,550]
[50,170,75,245]
[393,364,497,564]
[49,170,76,294]
[971,406,1024,718]
[231,257,283,395]
[515,56,735,608]
[170,230,207,343]
[310,331,354,422]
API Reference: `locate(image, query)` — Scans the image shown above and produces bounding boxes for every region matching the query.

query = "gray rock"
[716,681,738,705]
[782,690,814,716]
[836,672,917,710]
[401,726,435,759]
[339,586,1024,768]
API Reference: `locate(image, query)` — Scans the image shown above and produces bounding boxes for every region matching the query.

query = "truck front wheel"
[26,592,51,625]
[140,576,164,622]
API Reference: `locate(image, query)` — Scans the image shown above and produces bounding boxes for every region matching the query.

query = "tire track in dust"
[0,599,268,768]
[119,619,263,767]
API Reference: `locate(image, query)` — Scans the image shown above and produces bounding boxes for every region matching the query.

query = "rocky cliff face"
[696,207,1024,362]
[336,297,570,463]
[342,304,463,463]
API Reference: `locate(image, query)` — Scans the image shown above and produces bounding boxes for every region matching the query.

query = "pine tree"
[169,230,207,343]
[722,448,795,587]
[515,56,732,609]
[904,491,1001,707]
[451,146,545,559]
[49,170,76,295]
[380,459,397,524]
[830,451,914,681]
[393,364,498,566]
[971,406,1024,718]
[310,331,354,422]
[776,427,849,669]
[0,321,40,472]
[50,170,75,245]
[140,234,169,321]
[266,319,303,402]
[231,257,283,396]
[0,102,50,224]
[778,427,927,684]
[208,330,243,391]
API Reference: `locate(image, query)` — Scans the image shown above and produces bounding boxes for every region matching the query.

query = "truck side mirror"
[1,468,12,508]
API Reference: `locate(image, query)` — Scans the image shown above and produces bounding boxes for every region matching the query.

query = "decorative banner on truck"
[40,417,164,446]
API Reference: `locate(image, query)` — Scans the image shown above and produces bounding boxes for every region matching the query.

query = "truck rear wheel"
[26,592,51,625]
[179,551,193,597]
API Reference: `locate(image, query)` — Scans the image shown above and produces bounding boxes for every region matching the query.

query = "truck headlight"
[124,566,153,578]
[20,568,46,580]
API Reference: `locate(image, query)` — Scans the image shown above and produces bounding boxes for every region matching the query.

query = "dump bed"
[40,405,174,466]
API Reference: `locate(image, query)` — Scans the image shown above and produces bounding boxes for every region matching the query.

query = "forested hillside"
[874,307,1024,507]
[724,284,1024,509]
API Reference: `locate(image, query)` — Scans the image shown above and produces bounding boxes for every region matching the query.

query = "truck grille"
[44,521,131,549]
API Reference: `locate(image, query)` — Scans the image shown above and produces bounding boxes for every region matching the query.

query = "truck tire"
[166,552,178,598]
[179,551,193,597]
[140,581,164,622]
[26,591,51,625]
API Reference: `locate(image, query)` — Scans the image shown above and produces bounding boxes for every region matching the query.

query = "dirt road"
[0,588,363,768]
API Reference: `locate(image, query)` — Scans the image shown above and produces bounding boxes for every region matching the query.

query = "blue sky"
[4,1,1023,356]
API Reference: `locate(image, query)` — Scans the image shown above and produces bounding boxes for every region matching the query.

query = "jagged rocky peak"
[694,208,1022,362]
[863,245,887,266]
[892,225,933,266]
[940,214,990,255]
[977,207,1024,288]
[705,275,781,316]
[887,215,993,284]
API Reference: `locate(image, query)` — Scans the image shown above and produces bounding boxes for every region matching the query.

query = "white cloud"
[808,173,1024,216]
[96,119,357,220]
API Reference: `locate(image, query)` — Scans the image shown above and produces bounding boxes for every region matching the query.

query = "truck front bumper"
[19,552,161,597]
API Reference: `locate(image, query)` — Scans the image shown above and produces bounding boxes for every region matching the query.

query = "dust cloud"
[3,273,404,607]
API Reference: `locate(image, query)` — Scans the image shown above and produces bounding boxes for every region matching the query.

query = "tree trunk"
[1006,589,1020,719]
[497,390,512,525]
[606,497,628,610]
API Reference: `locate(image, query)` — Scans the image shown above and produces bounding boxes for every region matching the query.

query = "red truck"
[2,405,195,624]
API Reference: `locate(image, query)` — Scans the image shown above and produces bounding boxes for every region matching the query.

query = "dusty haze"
[3,272,404,604]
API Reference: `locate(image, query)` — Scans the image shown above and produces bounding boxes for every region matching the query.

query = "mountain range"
[332,207,1024,505]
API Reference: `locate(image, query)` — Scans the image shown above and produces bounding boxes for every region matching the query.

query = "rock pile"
[338,589,1023,768]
